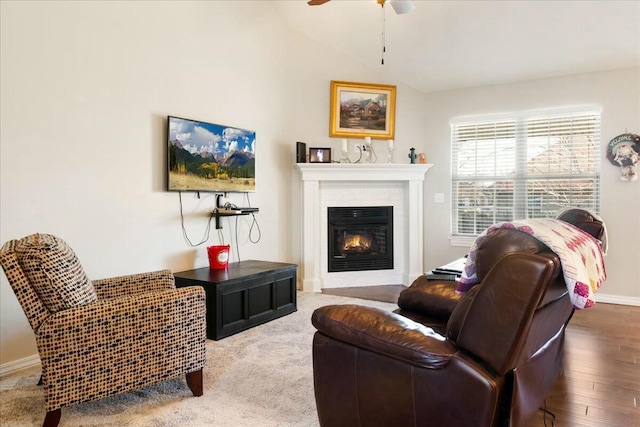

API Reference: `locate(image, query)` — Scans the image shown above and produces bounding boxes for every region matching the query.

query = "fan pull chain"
[381,1,386,65]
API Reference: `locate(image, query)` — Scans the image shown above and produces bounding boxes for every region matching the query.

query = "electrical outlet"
[434,193,445,203]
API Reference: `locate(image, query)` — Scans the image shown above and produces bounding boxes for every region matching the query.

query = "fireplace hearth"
[328,206,393,272]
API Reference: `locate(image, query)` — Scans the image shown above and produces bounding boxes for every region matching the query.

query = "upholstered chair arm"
[35,286,206,412]
[397,277,462,321]
[92,269,175,299]
[0,250,51,331]
[312,305,456,369]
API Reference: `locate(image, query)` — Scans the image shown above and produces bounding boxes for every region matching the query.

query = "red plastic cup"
[207,245,230,270]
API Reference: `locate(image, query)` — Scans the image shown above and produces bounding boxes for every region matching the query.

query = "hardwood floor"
[323,285,640,426]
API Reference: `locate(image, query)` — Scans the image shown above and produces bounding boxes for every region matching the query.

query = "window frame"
[449,106,601,243]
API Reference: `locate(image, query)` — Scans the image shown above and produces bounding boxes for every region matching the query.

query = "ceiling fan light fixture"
[390,0,415,15]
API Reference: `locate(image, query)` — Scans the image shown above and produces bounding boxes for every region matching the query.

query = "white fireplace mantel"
[295,163,433,292]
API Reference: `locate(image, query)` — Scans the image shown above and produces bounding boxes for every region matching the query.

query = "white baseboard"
[0,354,40,377]
[596,293,640,306]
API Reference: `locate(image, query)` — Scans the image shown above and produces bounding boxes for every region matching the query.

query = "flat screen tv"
[167,116,256,193]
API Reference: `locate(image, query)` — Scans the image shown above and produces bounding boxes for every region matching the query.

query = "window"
[451,107,601,238]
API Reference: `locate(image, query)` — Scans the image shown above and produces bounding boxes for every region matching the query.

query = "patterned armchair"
[0,233,207,427]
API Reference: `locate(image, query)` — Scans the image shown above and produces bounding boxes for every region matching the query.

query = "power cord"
[234,215,241,262]
[539,400,556,427]
[249,213,261,243]
[244,193,261,244]
[178,192,214,247]
[179,192,261,260]
[222,201,239,210]
[230,194,262,262]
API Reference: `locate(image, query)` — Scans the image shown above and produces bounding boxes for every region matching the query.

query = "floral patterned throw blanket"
[456,219,606,309]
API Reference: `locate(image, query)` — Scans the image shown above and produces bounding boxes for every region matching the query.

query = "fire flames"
[343,234,372,252]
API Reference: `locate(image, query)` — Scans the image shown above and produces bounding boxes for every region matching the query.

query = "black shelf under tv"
[212,193,259,230]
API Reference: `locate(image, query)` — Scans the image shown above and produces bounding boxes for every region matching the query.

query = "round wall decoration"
[606,133,640,181]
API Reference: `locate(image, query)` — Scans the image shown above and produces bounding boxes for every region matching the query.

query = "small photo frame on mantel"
[309,147,331,163]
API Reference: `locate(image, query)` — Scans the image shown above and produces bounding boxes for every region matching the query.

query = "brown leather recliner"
[311,210,605,427]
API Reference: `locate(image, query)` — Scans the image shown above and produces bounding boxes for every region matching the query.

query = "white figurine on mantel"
[362,136,376,163]
[387,139,394,163]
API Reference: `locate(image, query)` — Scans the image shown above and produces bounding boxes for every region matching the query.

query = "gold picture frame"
[329,80,396,140]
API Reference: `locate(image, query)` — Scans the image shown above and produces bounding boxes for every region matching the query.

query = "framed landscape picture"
[329,80,396,140]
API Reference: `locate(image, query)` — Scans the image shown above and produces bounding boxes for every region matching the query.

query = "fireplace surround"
[295,163,432,292]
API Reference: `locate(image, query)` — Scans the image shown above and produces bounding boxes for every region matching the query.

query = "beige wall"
[422,67,640,303]
[0,1,427,367]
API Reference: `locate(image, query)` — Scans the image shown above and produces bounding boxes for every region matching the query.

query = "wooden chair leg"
[42,409,61,427]
[186,369,203,396]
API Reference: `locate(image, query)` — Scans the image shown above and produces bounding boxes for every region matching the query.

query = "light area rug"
[0,292,398,427]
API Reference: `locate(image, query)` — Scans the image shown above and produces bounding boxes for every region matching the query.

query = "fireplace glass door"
[328,206,393,272]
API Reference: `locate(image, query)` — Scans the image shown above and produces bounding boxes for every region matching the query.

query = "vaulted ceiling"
[276,0,640,93]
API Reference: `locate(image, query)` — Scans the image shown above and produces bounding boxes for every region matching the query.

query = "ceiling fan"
[307,0,416,15]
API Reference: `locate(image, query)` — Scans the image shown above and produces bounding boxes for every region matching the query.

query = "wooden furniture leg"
[186,369,203,396]
[43,409,61,427]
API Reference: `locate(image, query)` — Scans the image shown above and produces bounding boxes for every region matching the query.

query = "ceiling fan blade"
[390,0,415,14]
[307,0,414,14]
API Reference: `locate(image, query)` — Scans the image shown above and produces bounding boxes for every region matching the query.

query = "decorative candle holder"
[339,139,351,163]
[386,139,394,164]
[339,149,351,163]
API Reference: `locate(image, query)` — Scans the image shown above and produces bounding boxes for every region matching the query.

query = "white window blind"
[451,108,601,237]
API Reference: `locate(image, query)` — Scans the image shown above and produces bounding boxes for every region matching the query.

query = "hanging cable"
[234,216,241,262]
[244,193,262,244]
[539,400,556,427]
[178,192,214,247]
[248,213,262,244]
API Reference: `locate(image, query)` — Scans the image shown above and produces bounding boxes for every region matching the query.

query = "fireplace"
[295,163,432,291]
[328,206,393,272]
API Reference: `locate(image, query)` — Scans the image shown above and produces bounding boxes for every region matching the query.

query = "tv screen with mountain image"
[168,116,256,192]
